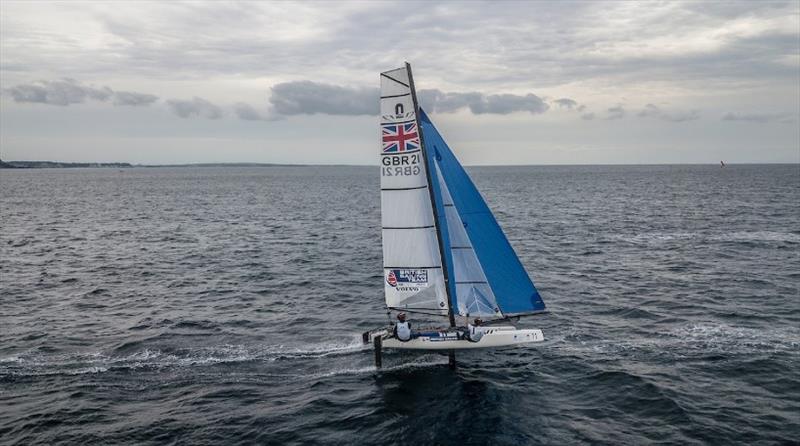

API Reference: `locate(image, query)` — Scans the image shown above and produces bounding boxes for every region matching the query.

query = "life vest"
[395,321,411,341]
[467,324,484,342]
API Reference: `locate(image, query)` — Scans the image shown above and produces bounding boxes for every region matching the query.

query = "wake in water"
[0,336,373,377]
[315,354,448,378]
[5,323,797,377]
[550,323,800,360]
[614,230,800,245]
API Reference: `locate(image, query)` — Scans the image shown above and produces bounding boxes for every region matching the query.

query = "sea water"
[1,165,798,445]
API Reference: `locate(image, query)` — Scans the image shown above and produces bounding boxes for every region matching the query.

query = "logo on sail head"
[382,122,419,153]
[386,269,428,290]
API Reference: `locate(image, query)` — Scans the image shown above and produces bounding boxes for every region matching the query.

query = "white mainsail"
[380,66,448,314]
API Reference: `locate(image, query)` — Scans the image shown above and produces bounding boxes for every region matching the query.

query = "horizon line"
[2,159,799,168]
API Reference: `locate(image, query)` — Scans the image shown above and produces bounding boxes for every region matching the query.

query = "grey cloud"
[581,112,595,120]
[474,93,549,115]
[722,112,796,123]
[638,104,661,118]
[6,78,112,106]
[418,90,483,113]
[554,98,578,109]
[267,81,549,116]
[166,97,223,119]
[6,78,158,107]
[233,102,278,121]
[269,81,378,116]
[638,103,700,122]
[112,91,158,106]
[606,105,625,120]
[2,1,797,97]
[419,89,548,115]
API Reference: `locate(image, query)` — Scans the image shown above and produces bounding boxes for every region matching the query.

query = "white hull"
[377,326,544,350]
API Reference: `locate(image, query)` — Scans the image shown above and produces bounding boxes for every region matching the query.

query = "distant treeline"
[0,160,134,169]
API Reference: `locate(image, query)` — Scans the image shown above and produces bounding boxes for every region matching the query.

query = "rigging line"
[380,73,410,88]
[450,246,472,249]
[381,185,428,191]
[382,225,434,230]
[387,308,449,316]
[384,266,442,269]
[500,310,549,318]
[456,281,488,284]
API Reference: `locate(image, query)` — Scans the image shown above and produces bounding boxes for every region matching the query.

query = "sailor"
[393,312,412,342]
[466,318,485,342]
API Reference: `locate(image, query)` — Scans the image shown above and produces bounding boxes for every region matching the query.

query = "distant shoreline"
[0,160,305,169]
[1,160,797,169]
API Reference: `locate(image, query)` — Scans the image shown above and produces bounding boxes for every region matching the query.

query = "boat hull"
[378,326,544,350]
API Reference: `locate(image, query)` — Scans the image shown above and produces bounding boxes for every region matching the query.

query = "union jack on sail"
[382,122,420,153]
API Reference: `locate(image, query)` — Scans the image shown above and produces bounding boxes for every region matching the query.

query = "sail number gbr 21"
[381,152,421,177]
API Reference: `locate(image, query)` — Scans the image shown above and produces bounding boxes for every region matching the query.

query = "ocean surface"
[1,164,798,445]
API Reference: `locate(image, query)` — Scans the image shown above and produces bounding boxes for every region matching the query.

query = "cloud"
[233,102,278,121]
[269,81,378,116]
[418,90,482,113]
[721,112,796,123]
[266,81,549,117]
[473,93,549,115]
[1,1,798,99]
[581,112,596,120]
[419,89,549,115]
[5,78,158,107]
[166,97,223,119]
[638,103,700,122]
[6,78,112,106]
[554,98,578,109]
[638,104,662,118]
[606,105,625,120]
[112,91,158,106]
[5,77,554,119]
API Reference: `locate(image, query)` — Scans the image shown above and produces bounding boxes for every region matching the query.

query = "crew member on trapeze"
[393,312,412,341]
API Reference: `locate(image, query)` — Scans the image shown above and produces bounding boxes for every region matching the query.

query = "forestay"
[379,66,449,315]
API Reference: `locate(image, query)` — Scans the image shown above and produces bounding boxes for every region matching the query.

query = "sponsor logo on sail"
[386,270,398,287]
[386,269,428,291]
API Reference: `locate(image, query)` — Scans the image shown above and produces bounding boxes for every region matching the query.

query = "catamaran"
[364,63,546,363]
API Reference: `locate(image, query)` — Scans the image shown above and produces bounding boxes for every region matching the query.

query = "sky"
[1,1,798,165]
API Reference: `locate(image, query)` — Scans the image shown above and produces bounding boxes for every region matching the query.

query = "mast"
[406,62,457,328]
